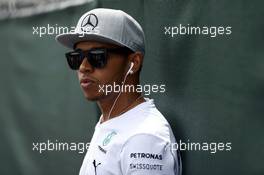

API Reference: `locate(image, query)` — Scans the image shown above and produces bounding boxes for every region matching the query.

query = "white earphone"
[108,62,134,120]
[127,62,134,75]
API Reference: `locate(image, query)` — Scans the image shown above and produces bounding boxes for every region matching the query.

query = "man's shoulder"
[121,106,174,145]
[138,108,171,136]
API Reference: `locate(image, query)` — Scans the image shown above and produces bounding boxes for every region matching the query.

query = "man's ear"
[128,52,144,74]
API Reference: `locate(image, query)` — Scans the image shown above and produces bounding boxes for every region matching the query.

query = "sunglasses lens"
[88,49,107,68]
[65,51,83,70]
[65,48,108,70]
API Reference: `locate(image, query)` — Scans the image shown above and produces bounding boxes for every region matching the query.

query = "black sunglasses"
[65,47,133,70]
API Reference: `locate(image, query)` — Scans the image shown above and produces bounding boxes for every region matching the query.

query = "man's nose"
[79,57,94,73]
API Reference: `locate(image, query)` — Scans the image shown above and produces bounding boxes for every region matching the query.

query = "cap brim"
[55,33,125,49]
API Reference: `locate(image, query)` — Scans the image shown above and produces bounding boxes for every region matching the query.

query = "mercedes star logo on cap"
[81,13,98,31]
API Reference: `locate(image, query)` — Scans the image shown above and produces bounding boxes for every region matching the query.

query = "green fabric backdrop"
[0,0,263,174]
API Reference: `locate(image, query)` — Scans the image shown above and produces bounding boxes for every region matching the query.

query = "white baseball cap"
[55,8,145,55]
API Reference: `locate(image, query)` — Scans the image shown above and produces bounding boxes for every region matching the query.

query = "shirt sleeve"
[120,133,181,175]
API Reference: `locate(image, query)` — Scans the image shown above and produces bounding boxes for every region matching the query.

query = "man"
[56,8,181,175]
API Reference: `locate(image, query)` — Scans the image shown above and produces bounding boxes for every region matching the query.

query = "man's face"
[75,41,129,101]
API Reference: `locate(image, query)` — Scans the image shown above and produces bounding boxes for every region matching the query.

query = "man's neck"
[97,91,145,123]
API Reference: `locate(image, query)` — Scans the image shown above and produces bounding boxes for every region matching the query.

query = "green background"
[0,0,263,174]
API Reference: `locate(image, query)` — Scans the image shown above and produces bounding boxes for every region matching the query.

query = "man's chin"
[83,92,104,101]
[84,95,99,101]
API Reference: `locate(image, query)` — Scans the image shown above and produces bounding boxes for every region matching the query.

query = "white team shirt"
[79,98,182,175]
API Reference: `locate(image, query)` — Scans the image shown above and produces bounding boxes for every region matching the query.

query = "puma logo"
[93,159,101,175]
